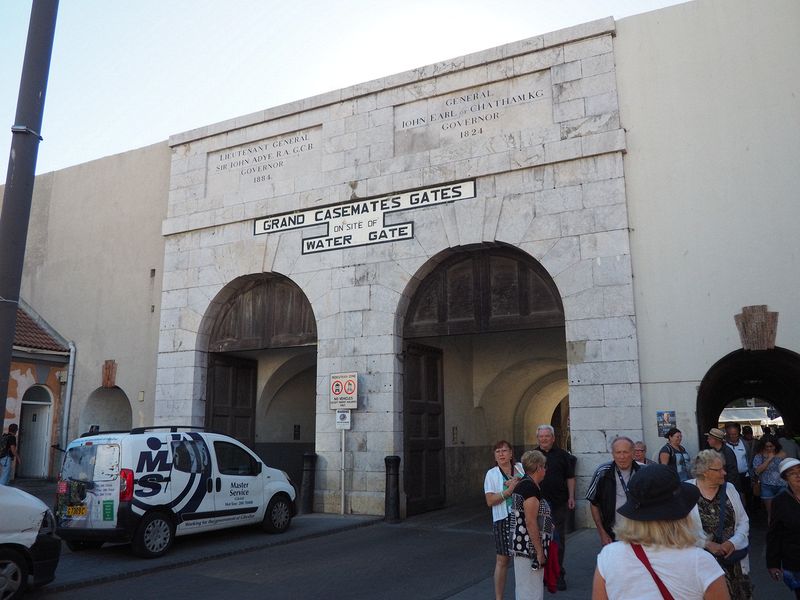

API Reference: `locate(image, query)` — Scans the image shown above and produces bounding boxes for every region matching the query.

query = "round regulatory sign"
[344,379,356,395]
[331,380,343,395]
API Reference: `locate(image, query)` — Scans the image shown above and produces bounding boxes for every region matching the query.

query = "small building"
[6,302,71,479]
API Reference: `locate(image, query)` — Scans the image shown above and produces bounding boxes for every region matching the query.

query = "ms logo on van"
[135,437,173,497]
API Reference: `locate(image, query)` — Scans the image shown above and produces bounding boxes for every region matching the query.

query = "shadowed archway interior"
[696,347,800,439]
[401,243,567,515]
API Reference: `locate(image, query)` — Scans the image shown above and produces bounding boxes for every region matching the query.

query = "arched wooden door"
[403,344,445,515]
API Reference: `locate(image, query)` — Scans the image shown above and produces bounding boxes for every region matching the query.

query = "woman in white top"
[593,464,729,600]
[484,440,523,600]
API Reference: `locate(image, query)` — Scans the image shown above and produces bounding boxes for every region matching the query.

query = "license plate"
[66,504,88,517]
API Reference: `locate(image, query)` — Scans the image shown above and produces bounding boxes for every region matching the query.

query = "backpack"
[0,433,9,458]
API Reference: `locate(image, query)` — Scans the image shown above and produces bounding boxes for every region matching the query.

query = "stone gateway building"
[4,0,799,524]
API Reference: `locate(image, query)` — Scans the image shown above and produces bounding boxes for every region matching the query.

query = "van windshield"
[61,444,120,482]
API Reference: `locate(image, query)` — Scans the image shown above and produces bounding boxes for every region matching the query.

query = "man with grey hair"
[533,424,575,590]
[586,436,640,545]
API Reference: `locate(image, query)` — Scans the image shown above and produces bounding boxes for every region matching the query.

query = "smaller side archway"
[256,350,317,484]
[514,370,569,448]
[696,347,800,438]
[79,386,133,434]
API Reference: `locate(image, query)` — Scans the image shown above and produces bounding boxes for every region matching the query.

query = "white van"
[0,485,61,599]
[55,427,296,558]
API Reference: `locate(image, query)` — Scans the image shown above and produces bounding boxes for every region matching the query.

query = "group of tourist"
[484,426,574,600]
[484,423,800,600]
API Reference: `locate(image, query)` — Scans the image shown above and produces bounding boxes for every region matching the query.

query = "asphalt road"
[28,517,495,600]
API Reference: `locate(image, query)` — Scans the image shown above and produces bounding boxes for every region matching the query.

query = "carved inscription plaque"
[394,71,553,155]
[206,127,321,197]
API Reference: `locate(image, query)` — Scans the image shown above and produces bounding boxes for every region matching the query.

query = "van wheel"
[263,495,292,533]
[66,540,104,552]
[132,512,174,558]
[0,548,28,600]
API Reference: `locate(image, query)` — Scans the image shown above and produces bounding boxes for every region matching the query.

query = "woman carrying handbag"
[688,450,752,600]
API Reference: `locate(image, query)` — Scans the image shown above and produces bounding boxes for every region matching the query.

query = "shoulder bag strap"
[630,543,675,600]
[715,484,727,542]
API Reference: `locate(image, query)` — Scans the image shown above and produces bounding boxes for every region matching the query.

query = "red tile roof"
[14,307,69,353]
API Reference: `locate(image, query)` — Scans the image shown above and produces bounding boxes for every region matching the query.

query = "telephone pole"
[0,0,59,432]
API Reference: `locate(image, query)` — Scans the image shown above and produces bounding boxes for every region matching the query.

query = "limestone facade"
[156,18,640,517]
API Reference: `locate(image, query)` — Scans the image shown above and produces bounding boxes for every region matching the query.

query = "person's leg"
[549,503,568,589]
[513,555,544,600]
[493,516,512,600]
[739,474,751,513]
[494,555,511,600]
[0,456,10,485]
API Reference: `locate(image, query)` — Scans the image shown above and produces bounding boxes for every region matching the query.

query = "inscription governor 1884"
[254,180,477,254]
[206,128,321,197]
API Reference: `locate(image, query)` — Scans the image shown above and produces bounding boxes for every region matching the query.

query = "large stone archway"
[194,273,317,480]
[400,243,567,513]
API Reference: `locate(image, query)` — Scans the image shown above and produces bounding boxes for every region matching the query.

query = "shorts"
[493,515,512,556]
[760,483,787,499]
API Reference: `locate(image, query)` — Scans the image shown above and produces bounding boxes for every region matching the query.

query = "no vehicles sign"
[330,372,357,409]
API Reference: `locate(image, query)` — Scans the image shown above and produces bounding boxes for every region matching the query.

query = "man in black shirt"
[534,424,575,591]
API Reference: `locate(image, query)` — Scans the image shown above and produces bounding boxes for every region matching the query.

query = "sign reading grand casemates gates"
[254,180,476,254]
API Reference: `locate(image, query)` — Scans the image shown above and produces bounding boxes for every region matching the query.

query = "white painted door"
[18,403,51,478]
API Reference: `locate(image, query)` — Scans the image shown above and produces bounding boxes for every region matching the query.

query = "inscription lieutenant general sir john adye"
[254,180,476,254]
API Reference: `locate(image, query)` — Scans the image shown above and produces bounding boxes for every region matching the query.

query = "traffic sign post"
[331,372,358,514]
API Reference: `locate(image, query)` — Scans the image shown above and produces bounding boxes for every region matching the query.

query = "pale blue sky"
[1,1,687,175]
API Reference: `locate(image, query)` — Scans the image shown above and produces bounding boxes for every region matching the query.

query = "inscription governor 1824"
[254,180,476,254]
[394,71,552,155]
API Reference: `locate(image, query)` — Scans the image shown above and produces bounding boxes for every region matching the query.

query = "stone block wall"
[156,17,642,519]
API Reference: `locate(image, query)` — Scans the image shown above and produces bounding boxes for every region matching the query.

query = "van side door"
[167,435,215,534]
[209,439,264,530]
